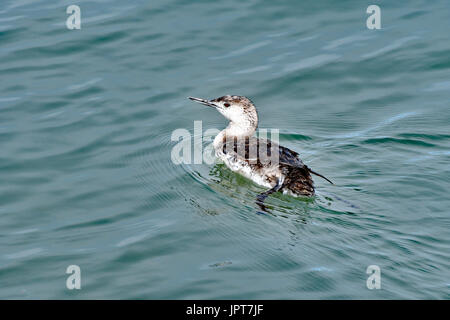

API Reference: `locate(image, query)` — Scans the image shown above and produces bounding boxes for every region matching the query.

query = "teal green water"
[1,0,449,299]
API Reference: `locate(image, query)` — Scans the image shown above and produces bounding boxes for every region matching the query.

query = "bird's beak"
[188,96,217,108]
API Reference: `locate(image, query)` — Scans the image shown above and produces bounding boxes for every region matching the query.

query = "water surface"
[0,0,449,299]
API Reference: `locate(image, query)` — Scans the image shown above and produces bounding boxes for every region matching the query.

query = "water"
[0,0,449,299]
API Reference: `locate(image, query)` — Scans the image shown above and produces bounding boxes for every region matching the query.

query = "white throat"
[213,120,256,150]
[225,120,256,136]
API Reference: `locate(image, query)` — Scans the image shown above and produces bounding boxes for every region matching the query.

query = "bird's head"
[188,95,258,130]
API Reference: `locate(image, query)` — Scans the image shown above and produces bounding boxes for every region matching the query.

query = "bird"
[188,95,333,210]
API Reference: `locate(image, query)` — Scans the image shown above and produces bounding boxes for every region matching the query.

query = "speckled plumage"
[218,135,315,196]
[188,95,332,209]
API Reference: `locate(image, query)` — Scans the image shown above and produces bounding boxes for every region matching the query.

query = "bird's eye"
[224,103,230,108]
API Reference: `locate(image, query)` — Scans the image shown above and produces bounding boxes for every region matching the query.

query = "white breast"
[216,148,282,189]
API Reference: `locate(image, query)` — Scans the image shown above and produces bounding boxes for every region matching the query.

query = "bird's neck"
[213,121,256,150]
[225,120,256,137]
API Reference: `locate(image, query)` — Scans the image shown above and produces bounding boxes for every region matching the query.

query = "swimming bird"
[188,95,333,210]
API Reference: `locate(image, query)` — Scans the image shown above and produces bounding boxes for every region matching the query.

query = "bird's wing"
[277,145,306,168]
[220,137,333,184]
[279,145,333,184]
[221,137,279,165]
[220,137,305,165]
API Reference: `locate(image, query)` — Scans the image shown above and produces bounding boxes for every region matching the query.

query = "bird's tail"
[309,169,334,185]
